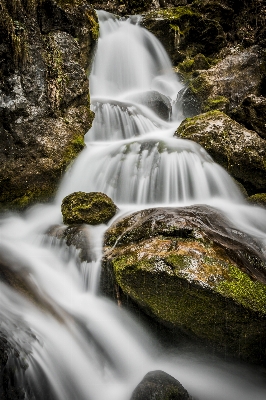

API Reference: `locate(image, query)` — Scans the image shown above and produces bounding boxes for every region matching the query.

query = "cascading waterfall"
[1,9,266,400]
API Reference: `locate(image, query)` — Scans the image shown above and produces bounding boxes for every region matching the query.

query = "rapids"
[1,9,266,400]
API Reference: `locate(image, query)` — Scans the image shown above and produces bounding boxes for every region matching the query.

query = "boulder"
[101,206,266,365]
[46,224,92,263]
[127,91,172,120]
[0,0,98,209]
[61,192,117,225]
[231,95,266,140]
[175,111,266,195]
[185,46,264,115]
[130,370,193,400]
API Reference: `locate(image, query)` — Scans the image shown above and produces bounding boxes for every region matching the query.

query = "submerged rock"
[131,370,193,400]
[61,191,117,225]
[127,90,172,120]
[101,206,266,365]
[175,111,266,195]
[46,224,92,263]
[0,0,98,209]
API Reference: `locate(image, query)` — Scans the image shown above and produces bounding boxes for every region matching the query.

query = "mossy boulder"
[0,0,98,210]
[175,111,266,195]
[101,206,266,365]
[131,370,193,400]
[182,46,264,116]
[248,193,266,208]
[61,191,117,225]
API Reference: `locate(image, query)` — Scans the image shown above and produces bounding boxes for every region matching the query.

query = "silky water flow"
[1,10,266,400]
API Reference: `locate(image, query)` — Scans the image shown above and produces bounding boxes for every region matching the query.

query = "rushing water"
[1,10,266,400]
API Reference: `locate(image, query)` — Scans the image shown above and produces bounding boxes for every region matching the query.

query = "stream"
[1,10,266,400]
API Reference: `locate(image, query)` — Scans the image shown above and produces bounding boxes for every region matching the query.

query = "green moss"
[61,191,117,225]
[203,96,229,113]
[61,134,85,168]
[148,6,196,20]
[248,193,266,206]
[217,265,266,314]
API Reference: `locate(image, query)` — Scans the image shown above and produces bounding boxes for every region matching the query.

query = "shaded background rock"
[61,191,117,225]
[0,0,98,210]
[101,206,266,365]
[175,111,266,195]
[130,370,193,400]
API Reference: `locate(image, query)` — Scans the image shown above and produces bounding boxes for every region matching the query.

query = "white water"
[1,10,266,400]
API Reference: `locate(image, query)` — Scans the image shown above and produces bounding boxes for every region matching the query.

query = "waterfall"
[1,10,266,400]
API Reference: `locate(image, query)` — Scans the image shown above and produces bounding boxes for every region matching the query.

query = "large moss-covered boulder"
[61,191,117,225]
[131,370,193,400]
[0,0,98,210]
[101,206,266,365]
[181,46,264,116]
[175,111,266,194]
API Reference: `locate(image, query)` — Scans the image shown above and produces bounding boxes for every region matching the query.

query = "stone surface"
[61,191,117,225]
[175,111,266,195]
[231,95,266,140]
[46,223,92,262]
[130,370,193,400]
[128,90,172,120]
[101,206,266,365]
[0,0,98,209]
[185,46,264,114]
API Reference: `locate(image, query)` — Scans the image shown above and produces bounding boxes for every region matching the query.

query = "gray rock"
[131,370,193,400]
[175,111,266,194]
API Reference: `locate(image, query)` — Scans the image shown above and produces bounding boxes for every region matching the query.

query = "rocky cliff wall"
[0,0,98,209]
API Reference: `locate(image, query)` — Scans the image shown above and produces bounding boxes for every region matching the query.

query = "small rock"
[61,191,117,225]
[130,370,193,400]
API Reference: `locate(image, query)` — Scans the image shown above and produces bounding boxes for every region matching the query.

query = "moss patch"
[61,191,117,225]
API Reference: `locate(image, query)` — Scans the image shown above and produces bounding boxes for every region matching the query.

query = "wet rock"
[248,194,266,208]
[61,191,117,226]
[175,111,266,195]
[127,90,172,120]
[231,95,266,140]
[130,370,193,400]
[0,0,98,210]
[143,6,226,65]
[46,224,92,263]
[186,46,264,114]
[101,206,266,365]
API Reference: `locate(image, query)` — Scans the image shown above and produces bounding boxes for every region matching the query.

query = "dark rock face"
[128,90,172,120]
[101,206,266,365]
[61,191,117,225]
[231,95,266,140]
[175,111,266,195]
[130,370,193,400]
[46,223,92,262]
[0,0,98,209]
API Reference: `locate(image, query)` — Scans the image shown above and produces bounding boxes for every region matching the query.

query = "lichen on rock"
[61,191,118,225]
[101,206,266,365]
[175,110,266,195]
[0,0,98,210]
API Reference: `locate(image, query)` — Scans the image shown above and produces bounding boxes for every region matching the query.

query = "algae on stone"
[61,191,117,225]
